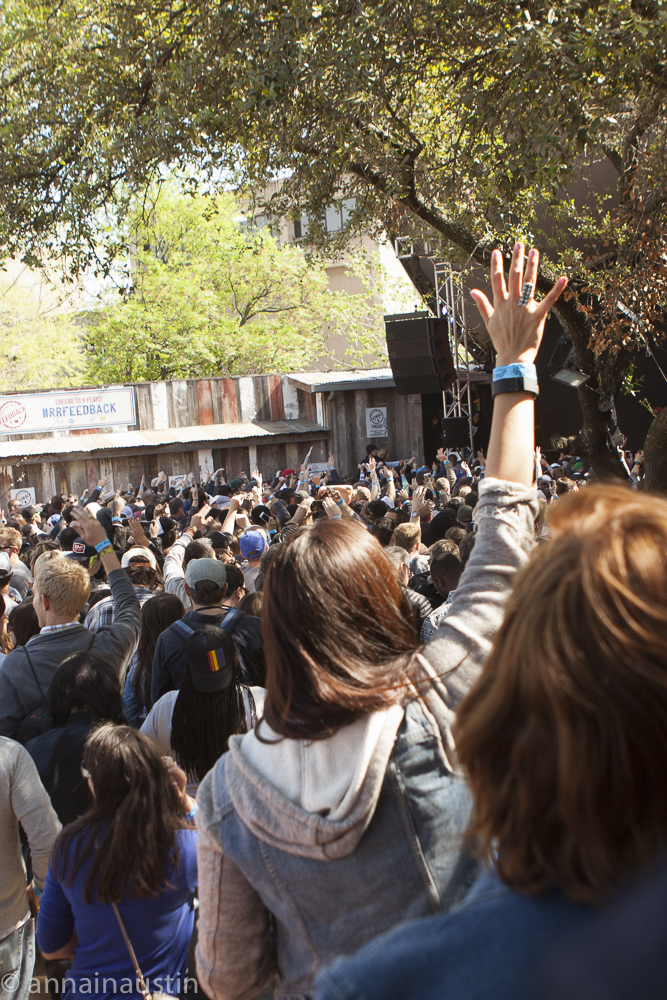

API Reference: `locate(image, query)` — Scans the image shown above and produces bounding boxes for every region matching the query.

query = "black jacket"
[151,607,265,704]
[26,712,94,824]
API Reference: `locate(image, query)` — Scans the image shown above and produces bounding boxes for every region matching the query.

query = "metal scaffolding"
[394,239,476,453]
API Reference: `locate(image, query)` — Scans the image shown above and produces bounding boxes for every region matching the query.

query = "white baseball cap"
[121,546,158,570]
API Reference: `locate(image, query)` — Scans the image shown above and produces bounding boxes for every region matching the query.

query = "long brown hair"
[454,485,667,904]
[261,519,418,740]
[133,593,184,712]
[52,724,186,903]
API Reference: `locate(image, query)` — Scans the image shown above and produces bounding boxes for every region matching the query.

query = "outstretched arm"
[420,244,566,730]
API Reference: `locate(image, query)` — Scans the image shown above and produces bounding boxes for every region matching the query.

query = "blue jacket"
[315,870,596,1000]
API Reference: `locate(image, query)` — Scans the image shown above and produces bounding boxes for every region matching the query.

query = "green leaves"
[83,187,387,382]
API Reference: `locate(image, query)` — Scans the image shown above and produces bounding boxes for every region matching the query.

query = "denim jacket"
[195,478,538,1000]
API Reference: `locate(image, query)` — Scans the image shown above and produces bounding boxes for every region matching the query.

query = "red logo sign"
[0,400,27,429]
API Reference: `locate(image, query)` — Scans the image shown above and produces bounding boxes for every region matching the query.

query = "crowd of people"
[0,244,663,1000]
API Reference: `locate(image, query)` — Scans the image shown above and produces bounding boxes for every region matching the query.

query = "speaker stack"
[384,311,457,395]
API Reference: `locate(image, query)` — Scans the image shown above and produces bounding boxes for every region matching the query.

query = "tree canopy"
[84,189,388,382]
[2,0,667,468]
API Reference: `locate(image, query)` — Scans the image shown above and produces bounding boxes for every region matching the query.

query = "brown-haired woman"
[36,724,197,1000]
[196,244,567,1000]
[316,261,667,1000]
[123,592,184,726]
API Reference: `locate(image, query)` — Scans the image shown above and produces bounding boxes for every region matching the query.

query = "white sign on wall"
[366,406,388,438]
[10,488,36,506]
[0,387,136,435]
[307,463,330,474]
[169,475,188,489]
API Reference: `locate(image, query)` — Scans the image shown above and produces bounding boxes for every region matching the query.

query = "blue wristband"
[32,882,44,899]
[493,363,537,382]
[95,539,113,553]
[186,803,198,822]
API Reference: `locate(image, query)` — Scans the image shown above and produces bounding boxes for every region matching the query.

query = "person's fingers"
[535,276,568,320]
[521,247,539,295]
[489,248,507,302]
[509,242,525,301]
[470,289,493,326]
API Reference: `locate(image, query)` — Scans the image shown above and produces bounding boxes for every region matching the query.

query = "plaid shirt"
[39,622,80,635]
[84,586,155,676]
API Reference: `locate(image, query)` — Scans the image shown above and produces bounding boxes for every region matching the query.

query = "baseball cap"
[64,538,99,566]
[229,479,243,491]
[0,552,12,582]
[457,505,474,523]
[239,529,269,560]
[21,505,42,519]
[186,624,235,693]
[210,495,232,508]
[121,546,158,570]
[185,557,227,589]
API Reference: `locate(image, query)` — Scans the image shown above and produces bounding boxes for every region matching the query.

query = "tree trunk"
[644,408,667,494]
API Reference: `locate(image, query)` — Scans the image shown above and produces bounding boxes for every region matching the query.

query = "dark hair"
[430,551,463,590]
[133,593,185,713]
[223,561,244,593]
[556,477,576,496]
[190,580,226,607]
[237,591,262,617]
[48,653,124,727]
[183,539,213,567]
[370,516,395,547]
[7,599,40,646]
[261,519,418,740]
[57,525,79,551]
[459,531,476,567]
[125,561,157,589]
[170,631,252,782]
[365,499,389,522]
[52,723,186,903]
[51,495,64,513]
[444,526,467,546]
[169,497,183,516]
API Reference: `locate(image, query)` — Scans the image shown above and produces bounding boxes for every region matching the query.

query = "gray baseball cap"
[184,557,226,589]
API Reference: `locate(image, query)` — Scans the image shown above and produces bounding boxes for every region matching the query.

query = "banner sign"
[0,387,136,435]
[366,406,388,438]
[169,475,188,489]
[307,463,329,474]
[10,488,36,506]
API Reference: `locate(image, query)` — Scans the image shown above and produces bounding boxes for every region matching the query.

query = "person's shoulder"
[0,734,25,763]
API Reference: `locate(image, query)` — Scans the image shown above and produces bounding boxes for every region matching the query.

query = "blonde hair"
[0,527,21,551]
[34,557,90,619]
[455,485,667,904]
[392,523,421,552]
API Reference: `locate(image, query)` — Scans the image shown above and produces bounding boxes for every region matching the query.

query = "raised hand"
[97,474,110,489]
[127,517,151,549]
[470,244,566,366]
[189,503,212,533]
[323,496,342,519]
[411,485,427,517]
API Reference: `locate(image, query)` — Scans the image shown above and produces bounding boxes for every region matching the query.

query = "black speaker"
[385,311,457,395]
[442,416,470,449]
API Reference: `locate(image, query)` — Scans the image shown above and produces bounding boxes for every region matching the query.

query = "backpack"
[169,610,249,678]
